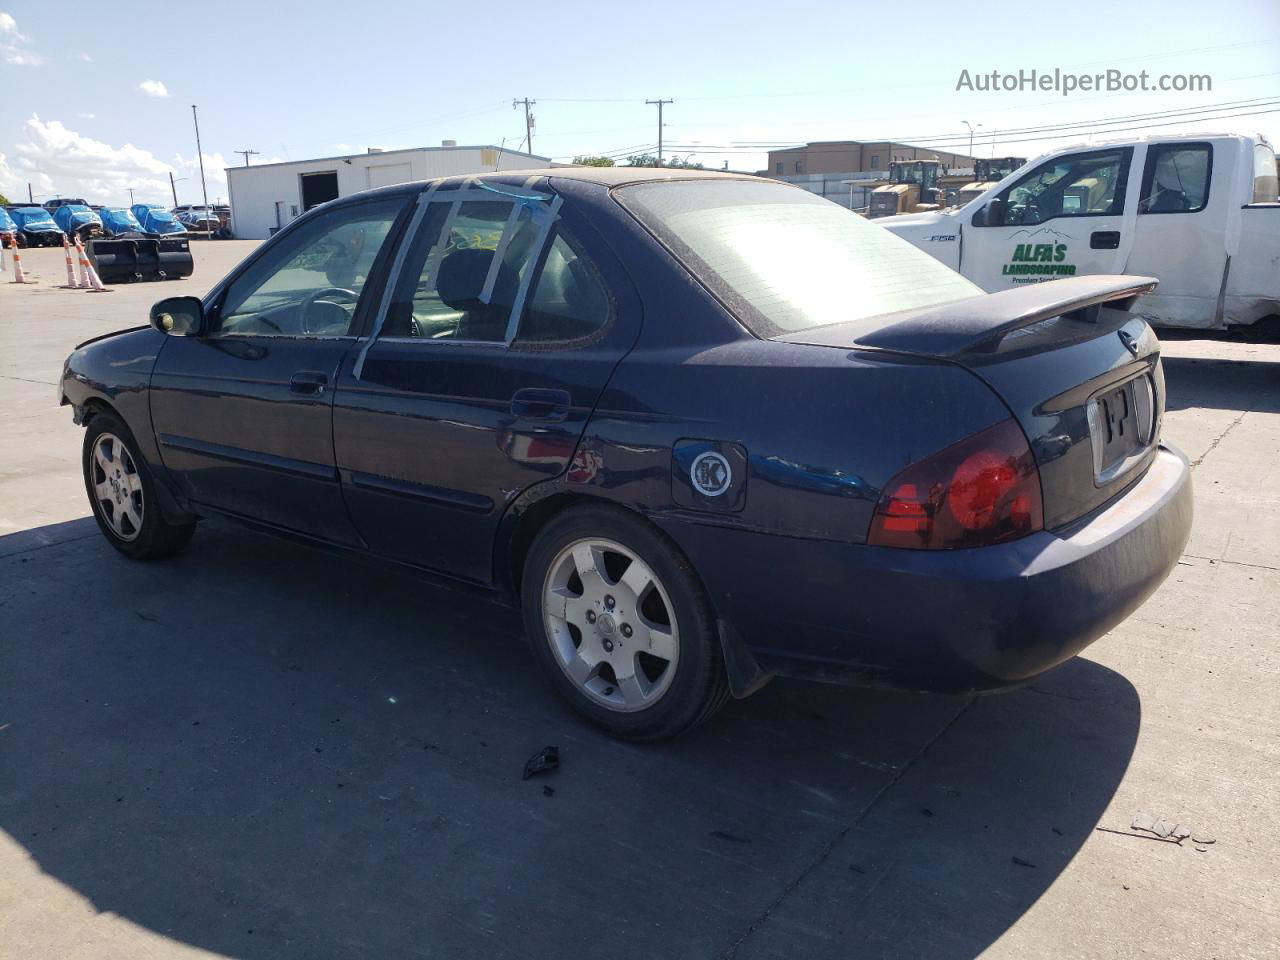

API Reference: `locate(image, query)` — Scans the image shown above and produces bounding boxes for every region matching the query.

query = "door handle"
[1090,230,1121,250]
[510,387,571,422]
[289,371,329,395]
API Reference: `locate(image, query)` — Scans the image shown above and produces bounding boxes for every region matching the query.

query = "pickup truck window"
[1253,144,1279,203]
[1138,144,1211,215]
[982,148,1131,227]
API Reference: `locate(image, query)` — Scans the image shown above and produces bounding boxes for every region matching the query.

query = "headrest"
[436,248,519,310]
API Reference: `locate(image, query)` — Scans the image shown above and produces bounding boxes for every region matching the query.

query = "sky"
[0,0,1277,208]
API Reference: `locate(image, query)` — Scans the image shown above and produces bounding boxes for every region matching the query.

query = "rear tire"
[521,504,730,740]
[83,412,195,561]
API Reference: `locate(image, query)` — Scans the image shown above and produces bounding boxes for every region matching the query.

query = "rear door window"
[1138,143,1212,214]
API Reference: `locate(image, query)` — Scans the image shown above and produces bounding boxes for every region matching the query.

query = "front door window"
[214,197,404,338]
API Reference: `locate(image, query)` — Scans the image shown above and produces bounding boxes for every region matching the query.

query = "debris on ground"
[522,745,559,780]
[1097,812,1216,848]
[1012,856,1037,868]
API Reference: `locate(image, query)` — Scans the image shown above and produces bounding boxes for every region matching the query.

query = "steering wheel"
[300,287,359,335]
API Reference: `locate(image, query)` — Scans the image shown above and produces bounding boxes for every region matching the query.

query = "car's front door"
[150,194,410,542]
[962,146,1135,291]
[331,183,639,584]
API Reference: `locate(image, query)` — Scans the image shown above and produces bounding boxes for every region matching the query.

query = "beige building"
[766,141,975,177]
[762,140,977,209]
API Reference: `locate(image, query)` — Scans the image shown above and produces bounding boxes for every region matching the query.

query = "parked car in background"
[98,207,147,238]
[130,203,188,237]
[50,203,103,243]
[173,204,221,234]
[58,169,1192,740]
[8,206,65,247]
[43,197,90,212]
[0,205,17,240]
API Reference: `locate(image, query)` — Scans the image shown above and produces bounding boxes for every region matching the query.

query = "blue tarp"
[0,207,15,233]
[51,203,102,233]
[99,207,145,235]
[130,204,187,235]
[10,207,60,232]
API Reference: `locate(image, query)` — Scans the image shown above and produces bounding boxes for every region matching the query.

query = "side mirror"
[150,296,205,336]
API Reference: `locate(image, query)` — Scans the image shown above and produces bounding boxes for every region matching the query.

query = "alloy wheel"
[91,432,144,542]
[542,537,680,712]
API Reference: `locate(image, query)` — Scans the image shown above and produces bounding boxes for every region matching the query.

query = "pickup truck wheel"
[522,505,730,741]
[83,413,195,561]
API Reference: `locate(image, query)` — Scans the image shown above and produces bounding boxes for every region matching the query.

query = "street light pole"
[962,120,982,169]
[192,104,211,239]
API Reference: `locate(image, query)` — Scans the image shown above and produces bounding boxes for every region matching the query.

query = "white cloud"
[78,52,92,62]
[138,79,169,98]
[0,114,228,207]
[0,11,42,65]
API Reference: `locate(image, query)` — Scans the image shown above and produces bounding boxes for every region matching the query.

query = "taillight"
[868,419,1043,549]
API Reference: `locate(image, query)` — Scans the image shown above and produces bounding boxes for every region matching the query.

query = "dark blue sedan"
[59,169,1192,739]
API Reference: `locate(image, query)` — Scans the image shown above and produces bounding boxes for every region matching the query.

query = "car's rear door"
[331,182,640,584]
[150,194,410,543]
[961,146,1136,292]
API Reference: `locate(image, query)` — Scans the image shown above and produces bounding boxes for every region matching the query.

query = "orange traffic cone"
[62,235,82,288]
[8,234,34,284]
[76,236,109,293]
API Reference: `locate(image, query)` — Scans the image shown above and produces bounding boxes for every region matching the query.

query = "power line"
[234,149,259,166]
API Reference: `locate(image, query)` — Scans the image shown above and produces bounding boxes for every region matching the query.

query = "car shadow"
[1162,355,1280,413]
[0,519,1140,960]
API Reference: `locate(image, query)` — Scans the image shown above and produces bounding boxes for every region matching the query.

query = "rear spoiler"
[779,275,1158,358]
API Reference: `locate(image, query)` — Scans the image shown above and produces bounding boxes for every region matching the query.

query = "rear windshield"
[615,179,981,338]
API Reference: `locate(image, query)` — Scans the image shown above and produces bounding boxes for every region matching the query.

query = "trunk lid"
[776,275,1165,528]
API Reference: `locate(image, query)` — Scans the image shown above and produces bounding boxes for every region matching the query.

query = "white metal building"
[225,143,552,239]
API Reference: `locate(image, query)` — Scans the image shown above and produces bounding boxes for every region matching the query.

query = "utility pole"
[27,183,33,203]
[128,187,136,206]
[169,172,179,207]
[645,99,673,165]
[512,98,535,154]
[234,149,259,167]
[192,104,211,238]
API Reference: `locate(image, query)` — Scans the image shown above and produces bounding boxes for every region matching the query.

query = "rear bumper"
[660,445,1192,694]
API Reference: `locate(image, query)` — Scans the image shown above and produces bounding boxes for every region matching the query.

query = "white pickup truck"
[878,133,1279,330]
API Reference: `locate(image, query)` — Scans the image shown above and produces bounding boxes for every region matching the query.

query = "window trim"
[1137,141,1213,216]
[975,146,1134,228]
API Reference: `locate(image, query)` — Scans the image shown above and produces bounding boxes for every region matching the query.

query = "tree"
[624,153,704,169]
[572,155,615,167]
[0,193,9,206]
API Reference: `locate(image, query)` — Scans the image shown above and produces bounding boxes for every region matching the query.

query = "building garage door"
[367,163,413,189]
[300,170,339,211]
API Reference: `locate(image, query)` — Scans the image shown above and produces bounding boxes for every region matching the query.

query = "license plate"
[1088,377,1154,481]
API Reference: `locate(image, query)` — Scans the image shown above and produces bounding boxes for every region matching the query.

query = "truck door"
[960,146,1135,292]
[1124,141,1226,328]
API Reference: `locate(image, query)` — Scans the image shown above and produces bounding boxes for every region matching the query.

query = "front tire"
[83,413,195,560]
[522,505,730,740]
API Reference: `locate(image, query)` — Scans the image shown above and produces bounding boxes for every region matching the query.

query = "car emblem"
[1118,329,1140,356]
[690,451,732,497]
